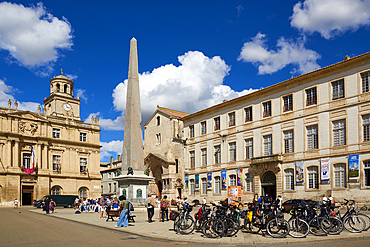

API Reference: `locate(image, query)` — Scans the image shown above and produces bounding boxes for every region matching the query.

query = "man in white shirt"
[14,198,18,209]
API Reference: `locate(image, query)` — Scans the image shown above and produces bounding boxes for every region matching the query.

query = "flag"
[85,160,88,172]
[57,158,60,171]
[25,145,35,174]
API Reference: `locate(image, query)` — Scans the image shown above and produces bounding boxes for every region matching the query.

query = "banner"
[24,144,35,175]
[195,174,199,190]
[237,169,243,188]
[296,161,304,183]
[228,186,242,205]
[185,175,189,191]
[221,170,227,189]
[349,154,359,179]
[207,173,212,189]
[321,158,330,181]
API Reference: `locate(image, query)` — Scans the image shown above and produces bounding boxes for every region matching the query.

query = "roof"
[157,106,189,118]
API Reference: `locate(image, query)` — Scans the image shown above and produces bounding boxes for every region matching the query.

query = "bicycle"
[175,203,195,235]
[287,203,310,238]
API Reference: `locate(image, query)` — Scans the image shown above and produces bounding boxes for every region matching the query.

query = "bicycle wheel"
[343,215,365,233]
[308,217,330,236]
[266,218,290,238]
[229,218,240,237]
[288,218,310,238]
[176,214,195,235]
[203,218,224,238]
[360,206,368,211]
[222,217,236,237]
[357,213,370,231]
[324,216,343,235]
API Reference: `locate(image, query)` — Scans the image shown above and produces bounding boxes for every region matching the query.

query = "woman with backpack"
[160,195,170,222]
[116,195,129,228]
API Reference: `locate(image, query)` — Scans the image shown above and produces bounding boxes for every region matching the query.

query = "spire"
[60,64,63,76]
[128,37,138,81]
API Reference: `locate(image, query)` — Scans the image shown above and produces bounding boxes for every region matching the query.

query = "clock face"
[63,103,71,111]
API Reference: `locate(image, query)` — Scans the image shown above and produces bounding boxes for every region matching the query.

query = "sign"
[221,170,227,189]
[296,161,304,183]
[228,186,242,205]
[349,154,359,179]
[321,158,330,181]
[195,174,199,190]
[237,169,243,188]
[207,173,212,189]
[185,175,189,191]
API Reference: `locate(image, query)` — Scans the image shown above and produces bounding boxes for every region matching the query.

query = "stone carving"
[127,167,134,175]
[144,168,150,176]
[19,121,38,135]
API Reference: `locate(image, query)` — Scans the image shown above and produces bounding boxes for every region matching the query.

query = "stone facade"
[0,72,101,206]
[181,52,370,204]
[100,156,121,197]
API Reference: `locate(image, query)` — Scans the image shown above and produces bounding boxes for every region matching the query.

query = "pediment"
[8,111,48,122]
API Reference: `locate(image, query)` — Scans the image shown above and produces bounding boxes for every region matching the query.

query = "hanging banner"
[237,169,243,188]
[349,154,359,179]
[228,186,242,205]
[221,170,227,189]
[321,158,330,181]
[207,173,212,189]
[185,175,189,191]
[296,161,304,183]
[195,174,199,190]
[24,144,35,175]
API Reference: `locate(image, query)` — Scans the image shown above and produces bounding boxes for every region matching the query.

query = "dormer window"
[157,116,160,126]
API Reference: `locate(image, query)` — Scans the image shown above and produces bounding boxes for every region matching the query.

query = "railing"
[250,154,282,164]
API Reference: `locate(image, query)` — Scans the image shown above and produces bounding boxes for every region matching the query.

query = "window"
[332,79,345,100]
[23,153,31,169]
[175,159,179,173]
[56,84,60,92]
[245,174,253,192]
[53,128,60,138]
[285,169,294,190]
[245,138,253,159]
[136,189,142,199]
[156,133,161,144]
[79,187,87,199]
[229,175,236,186]
[64,84,68,93]
[263,101,272,118]
[308,166,319,189]
[307,125,318,150]
[263,135,272,156]
[157,116,160,125]
[364,161,370,186]
[190,179,195,195]
[214,145,221,164]
[334,163,346,188]
[109,183,111,192]
[201,121,207,135]
[228,112,235,127]
[361,71,370,93]
[51,186,61,195]
[333,120,346,146]
[53,155,61,171]
[306,87,317,106]
[283,94,293,112]
[202,178,207,194]
[245,107,252,122]
[80,132,87,142]
[80,158,87,173]
[190,151,195,168]
[122,189,126,197]
[108,172,112,179]
[201,148,207,166]
[229,142,236,162]
[214,117,220,131]
[284,130,294,153]
[114,183,117,192]
[214,176,221,194]
[189,125,195,138]
[363,115,370,141]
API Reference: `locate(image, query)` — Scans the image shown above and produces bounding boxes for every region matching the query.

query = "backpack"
[128,202,134,211]
[160,200,167,210]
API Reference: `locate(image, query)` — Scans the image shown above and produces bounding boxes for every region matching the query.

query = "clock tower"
[43,69,81,120]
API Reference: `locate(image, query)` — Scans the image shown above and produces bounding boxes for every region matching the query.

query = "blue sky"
[1,0,370,162]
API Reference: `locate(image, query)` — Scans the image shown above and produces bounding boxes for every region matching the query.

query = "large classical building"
[0,71,101,206]
[182,52,370,204]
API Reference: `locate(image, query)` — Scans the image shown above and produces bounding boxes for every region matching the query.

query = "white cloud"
[65,74,78,80]
[76,88,87,103]
[238,33,321,75]
[111,51,258,129]
[290,0,370,39]
[0,2,73,74]
[100,140,123,161]
[85,112,125,131]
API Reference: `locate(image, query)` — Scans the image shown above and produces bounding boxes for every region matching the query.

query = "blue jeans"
[116,209,128,227]
[45,205,50,214]
[161,209,168,221]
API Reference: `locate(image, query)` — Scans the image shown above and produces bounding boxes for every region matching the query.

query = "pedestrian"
[116,195,129,228]
[322,195,328,204]
[50,199,56,213]
[203,197,206,205]
[74,197,79,209]
[100,196,106,218]
[146,194,156,222]
[276,195,282,209]
[44,196,51,214]
[160,195,170,222]
[112,198,119,210]
[155,196,160,219]
[13,198,18,209]
[257,196,263,209]
[263,193,271,210]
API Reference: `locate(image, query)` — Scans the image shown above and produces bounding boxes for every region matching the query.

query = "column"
[36,144,41,170]
[14,141,19,168]
[6,140,12,167]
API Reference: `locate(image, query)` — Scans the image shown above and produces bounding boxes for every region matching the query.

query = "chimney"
[117,155,121,161]
[110,156,113,164]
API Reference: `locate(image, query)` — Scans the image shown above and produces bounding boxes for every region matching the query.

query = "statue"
[127,167,134,175]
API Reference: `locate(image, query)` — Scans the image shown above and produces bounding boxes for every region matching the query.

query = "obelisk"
[122,37,144,174]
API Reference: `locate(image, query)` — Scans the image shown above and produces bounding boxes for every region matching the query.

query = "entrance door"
[22,186,34,205]
[177,188,182,199]
[157,181,162,198]
[261,171,276,200]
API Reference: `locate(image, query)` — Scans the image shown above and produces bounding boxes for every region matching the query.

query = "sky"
[1,0,370,162]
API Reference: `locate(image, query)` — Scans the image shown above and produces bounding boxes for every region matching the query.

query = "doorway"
[157,181,162,199]
[22,185,34,205]
[261,171,276,200]
[177,188,182,199]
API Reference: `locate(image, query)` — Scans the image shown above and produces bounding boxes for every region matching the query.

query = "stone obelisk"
[114,38,153,206]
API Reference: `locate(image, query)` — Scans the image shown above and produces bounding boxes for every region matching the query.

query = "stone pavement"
[29,207,370,246]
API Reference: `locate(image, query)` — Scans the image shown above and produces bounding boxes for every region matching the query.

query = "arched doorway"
[261,171,276,199]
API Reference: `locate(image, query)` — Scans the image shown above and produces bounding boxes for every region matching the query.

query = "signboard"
[207,173,212,189]
[321,158,330,181]
[228,186,242,205]
[185,175,189,191]
[349,154,359,179]
[221,170,227,189]
[296,161,304,183]
[237,169,243,188]
[195,174,199,190]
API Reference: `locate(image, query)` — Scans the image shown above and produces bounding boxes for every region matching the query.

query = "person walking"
[13,198,18,209]
[50,199,56,213]
[160,195,170,222]
[116,195,129,228]
[44,197,51,214]
[146,194,156,222]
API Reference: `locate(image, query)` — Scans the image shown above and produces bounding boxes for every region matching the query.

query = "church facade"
[0,72,101,206]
